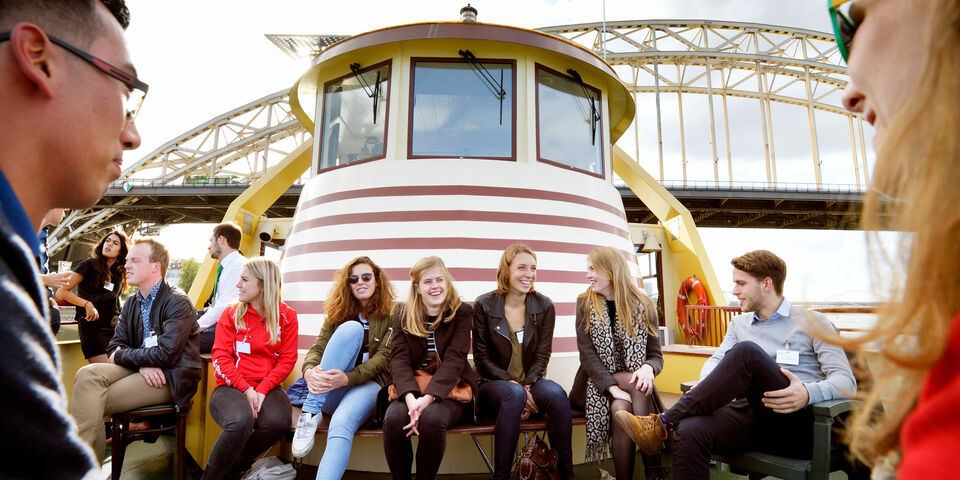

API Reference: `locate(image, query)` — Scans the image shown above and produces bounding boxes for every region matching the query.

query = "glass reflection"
[411,61,513,158]
[320,63,389,170]
[537,68,603,175]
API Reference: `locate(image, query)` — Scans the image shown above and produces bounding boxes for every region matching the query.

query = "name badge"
[104,282,114,291]
[516,331,524,344]
[236,341,251,354]
[776,349,800,366]
[144,335,158,348]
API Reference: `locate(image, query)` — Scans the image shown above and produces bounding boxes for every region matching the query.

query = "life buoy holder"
[677,276,709,344]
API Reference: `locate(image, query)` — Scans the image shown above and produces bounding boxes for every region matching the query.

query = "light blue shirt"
[139,281,162,347]
[700,298,857,405]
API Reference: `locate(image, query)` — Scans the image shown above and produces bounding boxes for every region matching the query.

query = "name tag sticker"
[236,341,251,354]
[776,349,800,366]
[104,282,114,291]
[516,331,524,344]
[144,335,158,348]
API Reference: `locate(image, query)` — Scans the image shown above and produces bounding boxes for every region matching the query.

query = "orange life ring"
[677,276,709,344]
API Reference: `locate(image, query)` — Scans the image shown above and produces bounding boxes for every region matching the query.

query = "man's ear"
[9,23,57,98]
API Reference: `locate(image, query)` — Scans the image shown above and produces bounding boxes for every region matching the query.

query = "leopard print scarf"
[584,300,649,463]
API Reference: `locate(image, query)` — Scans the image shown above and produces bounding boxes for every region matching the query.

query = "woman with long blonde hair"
[383,256,477,480]
[828,1,960,477]
[291,256,396,480]
[205,258,298,480]
[570,246,666,480]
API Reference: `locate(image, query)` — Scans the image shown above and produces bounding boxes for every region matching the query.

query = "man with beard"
[196,222,244,353]
[615,250,857,480]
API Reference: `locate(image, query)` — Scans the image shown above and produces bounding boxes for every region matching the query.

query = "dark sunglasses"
[348,273,374,284]
[0,32,149,122]
[828,0,857,63]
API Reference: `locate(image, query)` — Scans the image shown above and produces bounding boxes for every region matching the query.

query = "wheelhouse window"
[536,66,603,176]
[410,58,514,159]
[320,62,390,170]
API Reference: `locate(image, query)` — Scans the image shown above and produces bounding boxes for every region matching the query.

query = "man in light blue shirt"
[616,250,856,480]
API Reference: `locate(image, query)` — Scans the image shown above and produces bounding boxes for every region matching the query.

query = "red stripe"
[284,236,632,258]
[290,210,629,239]
[300,185,625,219]
[296,334,580,353]
[285,300,579,316]
[284,267,589,285]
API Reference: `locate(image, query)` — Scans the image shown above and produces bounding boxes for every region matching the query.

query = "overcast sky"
[120,1,884,303]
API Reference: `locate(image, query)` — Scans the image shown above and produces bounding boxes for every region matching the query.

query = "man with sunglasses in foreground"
[197,222,246,353]
[0,0,144,477]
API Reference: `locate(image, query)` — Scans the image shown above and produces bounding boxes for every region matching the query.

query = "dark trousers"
[668,341,814,480]
[382,398,469,480]
[197,325,216,354]
[203,385,291,480]
[478,379,574,480]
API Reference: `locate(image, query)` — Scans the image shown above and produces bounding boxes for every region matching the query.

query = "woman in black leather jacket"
[472,244,573,480]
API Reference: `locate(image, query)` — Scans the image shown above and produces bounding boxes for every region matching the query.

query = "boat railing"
[683,305,877,347]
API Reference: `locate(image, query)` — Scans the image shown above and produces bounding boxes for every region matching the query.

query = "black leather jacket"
[108,280,201,410]
[472,290,556,385]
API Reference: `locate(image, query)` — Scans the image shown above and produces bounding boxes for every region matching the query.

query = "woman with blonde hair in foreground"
[205,258,298,480]
[829,0,960,477]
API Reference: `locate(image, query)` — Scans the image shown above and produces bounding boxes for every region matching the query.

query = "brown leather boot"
[613,411,667,455]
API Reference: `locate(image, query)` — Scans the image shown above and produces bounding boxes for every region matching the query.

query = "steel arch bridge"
[49,20,870,258]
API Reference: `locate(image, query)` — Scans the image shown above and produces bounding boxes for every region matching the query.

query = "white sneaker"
[291,411,321,458]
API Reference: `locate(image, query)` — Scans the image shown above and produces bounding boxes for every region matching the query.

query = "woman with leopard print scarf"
[569,246,667,480]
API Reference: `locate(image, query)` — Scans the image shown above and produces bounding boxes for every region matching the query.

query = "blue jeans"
[478,379,575,480]
[300,321,380,480]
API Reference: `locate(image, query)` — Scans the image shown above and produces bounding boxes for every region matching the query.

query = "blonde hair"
[495,243,537,295]
[834,0,960,464]
[235,258,283,345]
[403,256,462,337]
[579,246,658,337]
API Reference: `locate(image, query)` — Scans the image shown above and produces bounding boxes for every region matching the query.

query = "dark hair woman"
[472,243,573,480]
[291,256,397,480]
[383,256,477,480]
[571,246,666,480]
[56,229,129,363]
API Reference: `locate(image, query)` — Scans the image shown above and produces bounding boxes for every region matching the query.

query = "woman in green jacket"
[291,256,396,480]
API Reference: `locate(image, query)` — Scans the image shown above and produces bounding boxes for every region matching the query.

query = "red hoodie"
[211,301,298,394]
[898,311,960,478]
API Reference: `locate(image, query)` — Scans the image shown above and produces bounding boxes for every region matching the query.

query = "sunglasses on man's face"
[348,273,374,284]
[829,0,858,63]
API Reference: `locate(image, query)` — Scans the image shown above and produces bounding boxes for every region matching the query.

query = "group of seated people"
[66,227,855,480]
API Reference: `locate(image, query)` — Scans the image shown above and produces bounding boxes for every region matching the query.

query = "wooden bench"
[302,413,587,473]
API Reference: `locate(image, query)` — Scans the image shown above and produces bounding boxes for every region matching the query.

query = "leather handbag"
[387,369,472,403]
[514,433,560,480]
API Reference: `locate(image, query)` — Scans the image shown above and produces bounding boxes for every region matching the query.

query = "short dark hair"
[731,250,787,296]
[212,222,242,250]
[0,0,130,46]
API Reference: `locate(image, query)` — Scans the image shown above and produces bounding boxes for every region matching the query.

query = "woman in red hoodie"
[205,258,298,480]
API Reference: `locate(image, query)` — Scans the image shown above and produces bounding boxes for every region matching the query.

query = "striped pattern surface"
[281,159,639,352]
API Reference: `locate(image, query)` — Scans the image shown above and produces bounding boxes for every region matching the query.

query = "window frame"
[534,63,606,179]
[316,59,393,174]
[406,56,517,161]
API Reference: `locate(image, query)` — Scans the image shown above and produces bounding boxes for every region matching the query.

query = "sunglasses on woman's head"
[348,273,374,284]
[829,0,858,63]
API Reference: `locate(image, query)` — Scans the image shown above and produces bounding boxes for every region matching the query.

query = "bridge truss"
[50,20,872,258]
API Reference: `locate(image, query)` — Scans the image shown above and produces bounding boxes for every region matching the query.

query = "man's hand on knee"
[762,368,808,413]
[139,367,166,388]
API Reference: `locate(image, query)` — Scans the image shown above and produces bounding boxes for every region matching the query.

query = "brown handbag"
[515,433,560,480]
[387,369,472,403]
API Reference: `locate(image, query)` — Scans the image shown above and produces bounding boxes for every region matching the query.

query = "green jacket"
[302,314,393,387]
